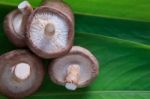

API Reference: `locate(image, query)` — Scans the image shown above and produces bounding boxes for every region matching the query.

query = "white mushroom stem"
[18,1,33,15]
[17,1,33,33]
[65,64,80,90]
[12,63,31,80]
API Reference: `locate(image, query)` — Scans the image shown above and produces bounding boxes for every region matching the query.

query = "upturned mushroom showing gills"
[3,1,33,47]
[0,50,44,98]
[26,0,74,59]
[49,46,99,91]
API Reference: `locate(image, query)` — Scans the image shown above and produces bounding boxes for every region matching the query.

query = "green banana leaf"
[0,0,150,21]
[0,0,150,99]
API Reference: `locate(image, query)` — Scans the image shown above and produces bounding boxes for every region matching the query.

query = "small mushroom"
[3,1,33,47]
[49,46,99,90]
[26,0,74,59]
[0,50,45,98]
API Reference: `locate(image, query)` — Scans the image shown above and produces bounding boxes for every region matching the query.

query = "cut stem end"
[12,63,31,80]
[45,23,55,37]
[65,83,77,91]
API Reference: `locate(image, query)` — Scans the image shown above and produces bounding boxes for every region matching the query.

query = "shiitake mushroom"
[2,0,99,95]
[49,46,99,90]
[26,0,74,59]
[3,1,33,47]
[0,50,44,98]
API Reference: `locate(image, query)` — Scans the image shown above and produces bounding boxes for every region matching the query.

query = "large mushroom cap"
[49,46,99,90]
[26,7,74,59]
[0,50,45,98]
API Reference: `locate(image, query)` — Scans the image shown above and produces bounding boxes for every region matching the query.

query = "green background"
[0,0,150,98]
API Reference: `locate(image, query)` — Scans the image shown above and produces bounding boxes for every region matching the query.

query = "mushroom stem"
[18,1,33,15]
[65,64,80,90]
[45,23,55,37]
[17,1,33,35]
[12,63,31,80]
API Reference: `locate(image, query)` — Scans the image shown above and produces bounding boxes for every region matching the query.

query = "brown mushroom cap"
[4,9,26,47]
[0,50,45,98]
[26,6,74,59]
[49,46,99,90]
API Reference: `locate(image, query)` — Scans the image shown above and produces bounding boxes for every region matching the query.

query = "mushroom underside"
[0,50,44,98]
[50,54,96,87]
[0,62,36,93]
[12,12,24,38]
[28,10,69,54]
